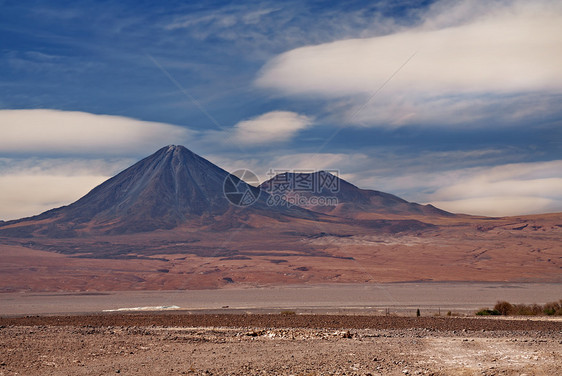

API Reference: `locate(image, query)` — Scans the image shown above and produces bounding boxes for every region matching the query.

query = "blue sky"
[1,0,561,219]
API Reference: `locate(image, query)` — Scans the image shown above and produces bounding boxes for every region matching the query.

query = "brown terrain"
[0,145,561,376]
[0,211,561,292]
[0,146,561,292]
[1,313,561,375]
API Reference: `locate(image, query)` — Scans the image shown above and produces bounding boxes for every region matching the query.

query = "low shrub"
[543,300,562,316]
[280,310,296,315]
[476,308,500,316]
[477,299,562,316]
[494,301,514,315]
[511,303,542,316]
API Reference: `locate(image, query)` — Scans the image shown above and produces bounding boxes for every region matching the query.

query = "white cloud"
[256,0,562,127]
[165,8,278,31]
[0,157,132,220]
[365,160,562,216]
[266,152,366,173]
[430,196,560,217]
[1,148,559,219]
[237,152,562,217]
[425,161,562,216]
[204,151,370,186]
[0,174,108,220]
[0,108,313,219]
[0,108,558,219]
[0,108,197,219]
[0,157,133,176]
[226,111,313,145]
[0,109,194,155]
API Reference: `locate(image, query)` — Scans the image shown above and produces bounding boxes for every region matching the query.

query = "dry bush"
[280,310,296,315]
[494,301,514,315]
[543,300,562,316]
[512,303,542,316]
[484,300,562,316]
[476,308,500,316]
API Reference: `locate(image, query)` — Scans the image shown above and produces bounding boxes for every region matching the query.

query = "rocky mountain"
[0,146,450,241]
[260,170,453,218]
[0,145,316,237]
[2,147,559,291]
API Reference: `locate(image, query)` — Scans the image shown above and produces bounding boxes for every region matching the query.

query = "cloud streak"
[217,150,562,217]
[231,111,313,145]
[357,159,562,217]
[0,109,194,156]
[0,174,108,221]
[427,161,562,216]
[0,157,133,220]
[198,110,313,149]
[256,0,562,127]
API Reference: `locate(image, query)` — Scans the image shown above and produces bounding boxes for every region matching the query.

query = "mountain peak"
[0,145,318,237]
[50,144,235,233]
[164,144,188,153]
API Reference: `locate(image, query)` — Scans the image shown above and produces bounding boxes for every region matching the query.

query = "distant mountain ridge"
[0,145,453,238]
[260,170,453,218]
[2,146,560,291]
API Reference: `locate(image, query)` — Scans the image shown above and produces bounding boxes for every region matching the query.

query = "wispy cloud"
[256,0,562,127]
[426,160,562,216]
[204,151,371,187]
[0,157,134,220]
[1,1,560,219]
[358,159,562,216]
[0,174,108,221]
[158,1,406,61]
[0,109,194,156]
[215,149,562,216]
[165,7,280,32]
[230,111,313,145]
[198,110,313,149]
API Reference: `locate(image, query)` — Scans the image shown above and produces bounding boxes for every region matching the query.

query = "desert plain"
[1,148,561,375]
[1,281,561,376]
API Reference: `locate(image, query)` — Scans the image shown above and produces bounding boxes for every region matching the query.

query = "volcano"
[0,145,316,237]
[260,170,453,218]
[1,147,560,292]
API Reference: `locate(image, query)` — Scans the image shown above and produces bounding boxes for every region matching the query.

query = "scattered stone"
[0,315,560,375]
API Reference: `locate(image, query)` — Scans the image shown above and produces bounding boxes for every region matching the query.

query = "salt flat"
[1,282,560,316]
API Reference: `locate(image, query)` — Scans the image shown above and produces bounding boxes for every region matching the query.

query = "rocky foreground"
[0,314,560,375]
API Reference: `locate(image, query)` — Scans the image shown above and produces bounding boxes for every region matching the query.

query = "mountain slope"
[0,145,316,237]
[260,171,454,218]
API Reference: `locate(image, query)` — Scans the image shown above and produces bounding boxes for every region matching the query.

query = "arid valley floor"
[1,147,561,375]
[1,313,561,376]
[1,212,561,375]
[1,283,561,376]
[1,213,561,292]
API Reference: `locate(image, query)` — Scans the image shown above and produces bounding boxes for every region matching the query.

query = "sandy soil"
[1,314,560,376]
[1,213,561,292]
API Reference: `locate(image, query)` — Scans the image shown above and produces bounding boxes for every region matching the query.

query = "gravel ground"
[0,314,560,375]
